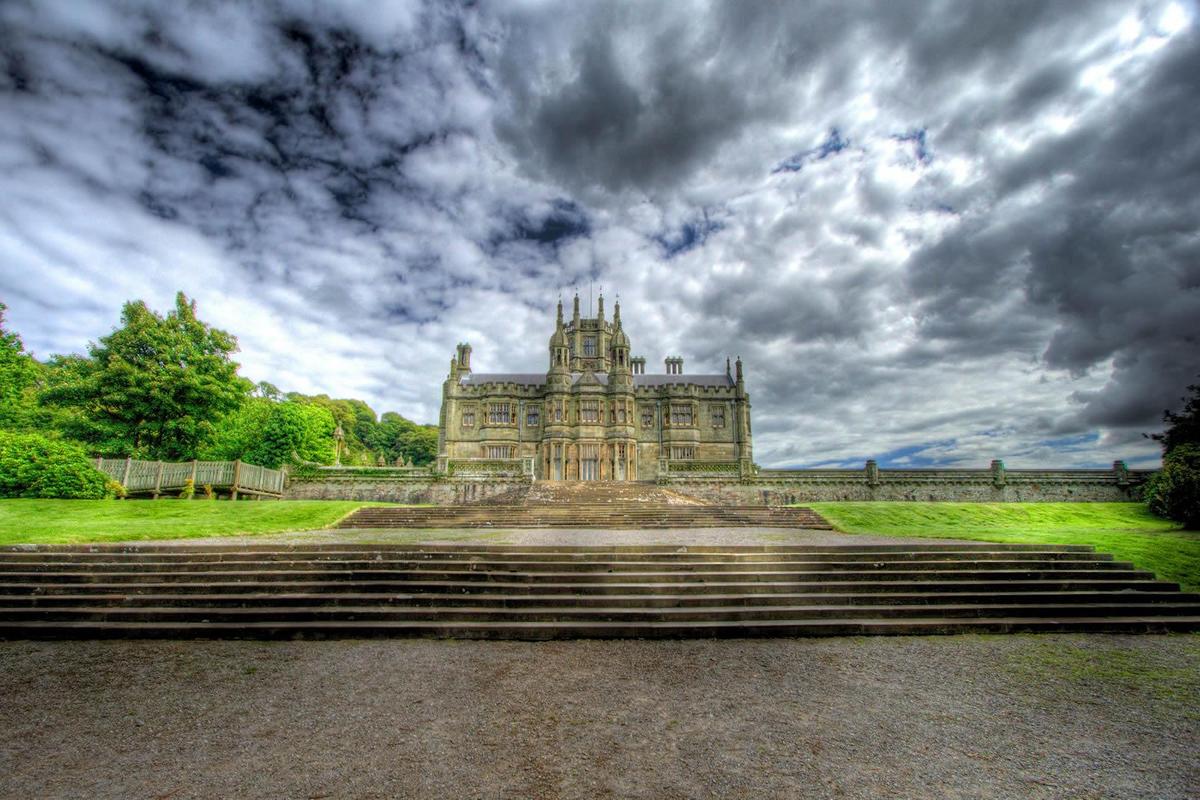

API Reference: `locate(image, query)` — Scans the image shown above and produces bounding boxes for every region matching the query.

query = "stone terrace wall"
[282,461,1152,506]
[664,460,1153,506]
[283,467,528,504]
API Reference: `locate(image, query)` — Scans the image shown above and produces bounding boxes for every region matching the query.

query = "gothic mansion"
[437,294,753,481]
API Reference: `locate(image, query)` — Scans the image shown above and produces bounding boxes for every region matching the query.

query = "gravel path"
[154,526,963,547]
[1,634,1196,799]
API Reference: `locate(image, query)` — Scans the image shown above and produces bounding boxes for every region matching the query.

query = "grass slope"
[810,502,1200,592]
[0,499,374,545]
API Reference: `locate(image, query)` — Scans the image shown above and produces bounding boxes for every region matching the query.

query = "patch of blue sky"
[1036,432,1101,451]
[788,439,958,470]
[654,215,724,258]
[772,128,849,173]
[891,128,930,163]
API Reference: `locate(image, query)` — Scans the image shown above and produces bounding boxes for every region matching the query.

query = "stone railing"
[657,459,742,476]
[664,459,1154,504]
[289,465,436,481]
[440,457,535,479]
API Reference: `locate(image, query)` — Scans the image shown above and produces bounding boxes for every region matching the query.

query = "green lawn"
[809,502,1200,592]
[0,499,378,545]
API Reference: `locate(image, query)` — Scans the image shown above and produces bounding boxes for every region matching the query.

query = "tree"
[288,393,379,465]
[1143,445,1200,529]
[372,411,438,465]
[200,396,276,462]
[40,293,251,459]
[0,303,39,428]
[1148,378,1200,454]
[1145,379,1200,528]
[0,430,113,499]
[245,401,336,468]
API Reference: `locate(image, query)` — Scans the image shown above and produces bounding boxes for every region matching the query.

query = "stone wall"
[284,474,528,504]
[281,460,1152,505]
[663,460,1152,505]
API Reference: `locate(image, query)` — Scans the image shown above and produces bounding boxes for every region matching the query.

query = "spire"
[572,292,580,320]
[597,291,604,322]
[556,297,564,326]
[614,298,621,327]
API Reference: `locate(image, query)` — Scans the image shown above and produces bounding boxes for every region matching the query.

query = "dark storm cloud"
[0,0,1194,468]
[906,23,1200,432]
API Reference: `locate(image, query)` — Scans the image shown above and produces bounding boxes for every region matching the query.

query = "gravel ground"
[1,634,1196,799]
[156,526,963,547]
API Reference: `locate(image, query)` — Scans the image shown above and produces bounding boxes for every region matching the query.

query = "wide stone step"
[5,602,1200,624]
[1,544,1192,640]
[2,616,1198,640]
[0,578,1172,599]
[337,504,833,529]
[3,542,1095,554]
[0,549,1117,565]
[0,567,1154,585]
[0,558,1134,574]
[4,590,1194,609]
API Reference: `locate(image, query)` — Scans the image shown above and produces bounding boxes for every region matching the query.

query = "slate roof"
[460,373,546,386]
[461,372,734,388]
[636,374,734,387]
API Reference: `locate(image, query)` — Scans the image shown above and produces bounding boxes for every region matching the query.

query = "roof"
[635,374,734,387]
[460,373,546,386]
[460,372,735,388]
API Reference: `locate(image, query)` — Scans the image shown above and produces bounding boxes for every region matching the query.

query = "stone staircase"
[339,481,830,529]
[1,543,1198,639]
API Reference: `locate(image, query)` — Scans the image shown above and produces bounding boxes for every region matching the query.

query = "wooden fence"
[95,458,286,499]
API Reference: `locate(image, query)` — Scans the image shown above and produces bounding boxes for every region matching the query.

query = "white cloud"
[1,0,1194,468]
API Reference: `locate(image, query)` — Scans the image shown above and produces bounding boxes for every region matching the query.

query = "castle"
[436,293,753,481]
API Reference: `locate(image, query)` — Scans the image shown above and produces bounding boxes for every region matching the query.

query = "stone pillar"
[865,459,880,487]
[991,459,1006,488]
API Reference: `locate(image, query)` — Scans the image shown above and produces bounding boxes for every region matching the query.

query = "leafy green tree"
[40,293,251,459]
[200,396,276,462]
[1143,445,1200,529]
[0,430,112,499]
[245,401,336,468]
[288,393,380,464]
[372,411,438,465]
[1145,379,1200,528]
[0,303,39,428]
[1149,378,1200,454]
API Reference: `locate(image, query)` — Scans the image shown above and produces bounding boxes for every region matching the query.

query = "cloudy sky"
[2,0,1197,469]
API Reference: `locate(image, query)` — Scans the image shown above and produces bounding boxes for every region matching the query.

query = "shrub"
[0,430,111,499]
[202,483,215,500]
[1144,444,1200,529]
[178,478,195,500]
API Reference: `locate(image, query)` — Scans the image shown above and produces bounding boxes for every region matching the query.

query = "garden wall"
[281,461,1152,506]
[663,461,1152,505]
[283,467,527,504]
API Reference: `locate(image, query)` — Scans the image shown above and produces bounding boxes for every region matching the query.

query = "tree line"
[0,293,437,497]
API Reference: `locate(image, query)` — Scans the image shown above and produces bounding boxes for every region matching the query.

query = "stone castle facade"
[437,294,753,481]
